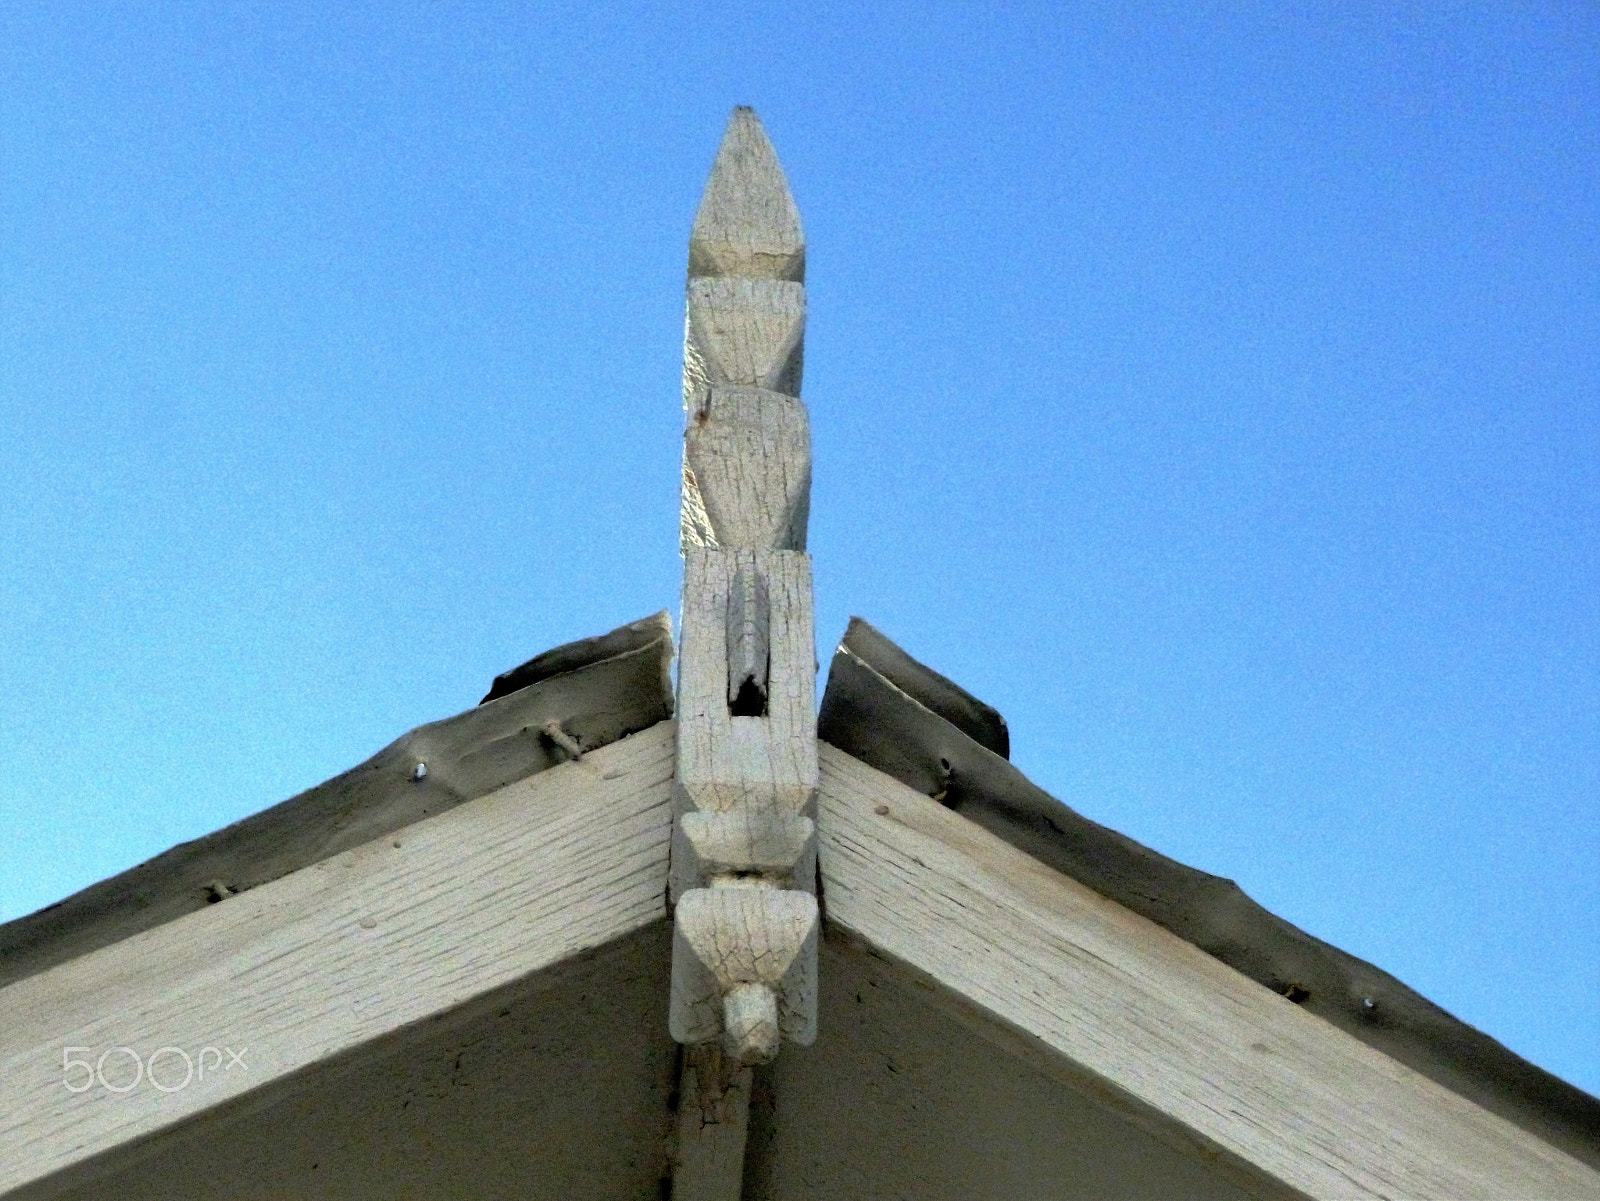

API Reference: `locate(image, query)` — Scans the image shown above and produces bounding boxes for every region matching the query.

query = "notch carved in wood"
[727,556,770,716]
[670,812,817,898]
[673,549,818,845]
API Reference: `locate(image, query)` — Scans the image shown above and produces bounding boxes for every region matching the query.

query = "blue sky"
[2,4,1595,1095]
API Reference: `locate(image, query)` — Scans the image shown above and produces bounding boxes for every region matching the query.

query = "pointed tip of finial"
[689,107,805,282]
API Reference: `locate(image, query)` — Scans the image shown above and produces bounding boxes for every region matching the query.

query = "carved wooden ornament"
[668,107,819,1201]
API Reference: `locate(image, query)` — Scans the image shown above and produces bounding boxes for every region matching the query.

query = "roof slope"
[818,616,1600,1171]
[0,613,673,992]
[20,925,680,1201]
[1,716,678,1196]
[813,739,1600,1200]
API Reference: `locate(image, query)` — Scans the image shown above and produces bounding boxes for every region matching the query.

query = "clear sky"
[2,4,1595,1096]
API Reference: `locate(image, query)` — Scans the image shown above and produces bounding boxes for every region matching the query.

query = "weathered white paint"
[670,107,818,1201]
[687,107,805,282]
[725,552,771,708]
[682,387,811,552]
[669,546,820,1058]
[684,278,805,411]
[672,549,818,855]
[816,743,1600,1201]
[0,721,677,1197]
[674,812,816,893]
[670,886,819,1060]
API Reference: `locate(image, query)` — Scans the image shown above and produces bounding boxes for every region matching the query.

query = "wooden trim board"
[818,630,1600,1168]
[0,612,675,993]
[0,720,677,1197]
[817,743,1600,1201]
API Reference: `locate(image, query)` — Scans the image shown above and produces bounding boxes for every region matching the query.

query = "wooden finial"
[681,388,811,552]
[670,108,820,1200]
[689,108,806,283]
[683,278,805,410]
[680,111,811,553]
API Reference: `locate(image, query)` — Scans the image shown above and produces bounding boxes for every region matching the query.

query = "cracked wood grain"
[671,106,819,1201]
[684,278,805,413]
[688,108,805,283]
[681,386,811,552]
[673,1044,753,1201]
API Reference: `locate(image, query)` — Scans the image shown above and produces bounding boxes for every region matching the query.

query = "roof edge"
[0,612,675,991]
[481,610,672,704]
[817,626,1600,1170]
[839,616,1009,757]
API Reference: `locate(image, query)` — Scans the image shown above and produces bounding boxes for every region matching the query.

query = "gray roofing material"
[0,613,675,992]
[817,616,1600,1171]
[480,613,671,705]
[832,615,1009,759]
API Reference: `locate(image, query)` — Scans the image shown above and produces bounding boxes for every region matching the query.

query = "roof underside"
[18,923,1293,1201]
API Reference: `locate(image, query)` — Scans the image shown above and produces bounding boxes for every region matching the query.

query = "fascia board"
[817,743,1600,1201]
[0,612,674,992]
[0,720,675,1197]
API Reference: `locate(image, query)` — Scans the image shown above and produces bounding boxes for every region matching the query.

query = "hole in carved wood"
[726,556,770,716]
[729,675,768,717]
